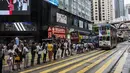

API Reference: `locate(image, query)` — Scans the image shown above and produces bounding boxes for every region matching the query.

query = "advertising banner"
[56,13,67,24]
[0,0,30,15]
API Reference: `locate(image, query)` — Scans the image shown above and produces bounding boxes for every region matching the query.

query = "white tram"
[99,24,117,49]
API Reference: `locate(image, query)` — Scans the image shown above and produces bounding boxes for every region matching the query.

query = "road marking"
[95,56,115,73]
[19,50,99,73]
[58,51,109,73]
[95,48,126,73]
[114,52,128,73]
[77,50,117,73]
[40,51,105,73]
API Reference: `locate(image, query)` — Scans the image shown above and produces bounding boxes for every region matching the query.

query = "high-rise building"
[92,0,113,24]
[58,0,91,21]
[114,0,125,18]
[125,4,130,20]
[126,4,130,15]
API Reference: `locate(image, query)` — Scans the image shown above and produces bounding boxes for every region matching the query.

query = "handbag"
[15,56,20,61]
[14,51,20,61]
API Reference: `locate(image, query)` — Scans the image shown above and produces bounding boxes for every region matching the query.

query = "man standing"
[53,42,57,60]
[36,43,42,64]
[31,42,36,66]
[61,42,64,58]
[64,41,68,57]
[42,42,47,63]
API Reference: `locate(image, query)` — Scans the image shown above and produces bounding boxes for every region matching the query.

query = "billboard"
[45,0,59,6]
[56,13,67,24]
[0,0,30,15]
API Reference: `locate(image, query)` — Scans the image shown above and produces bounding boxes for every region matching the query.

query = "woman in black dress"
[14,45,22,70]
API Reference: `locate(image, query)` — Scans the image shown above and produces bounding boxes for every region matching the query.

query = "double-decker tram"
[99,24,117,49]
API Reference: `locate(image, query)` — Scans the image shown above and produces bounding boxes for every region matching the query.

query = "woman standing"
[47,42,53,62]
[14,45,22,71]
[42,42,47,63]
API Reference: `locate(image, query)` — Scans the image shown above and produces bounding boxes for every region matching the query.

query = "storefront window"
[73,18,79,27]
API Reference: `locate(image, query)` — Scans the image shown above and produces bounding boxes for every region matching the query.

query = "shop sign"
[54,34,65,38]
[53,27,66,34]
[70,32,79,39]
[48,26,66,39]
[56,13,67,24]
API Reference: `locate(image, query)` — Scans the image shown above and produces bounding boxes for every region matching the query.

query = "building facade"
[58,0,91,21]
[40,0,93,43]
[114,0,125,18]
[0,0,93,43]
[92,0,113,24]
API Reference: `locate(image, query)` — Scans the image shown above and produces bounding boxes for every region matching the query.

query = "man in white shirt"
[36,43,42,64]
[13,44,17,51]
[64,42,68,56]
[23,44,29,68]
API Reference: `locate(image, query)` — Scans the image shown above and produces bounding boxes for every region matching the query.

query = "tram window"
[106,26,110,30]
[103,26,106,30]
[102,27,105,30]
[99,27,102,30]
[106,36,110,41]
[103,36,105,40]
[99,37,102,41]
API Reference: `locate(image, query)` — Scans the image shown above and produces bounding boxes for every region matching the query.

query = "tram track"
[109,46,130,73]
[19,43,128,73]
[75,47,120,73]
[41,47,120,73]
[94,45,129,73]
[39,50,107,73]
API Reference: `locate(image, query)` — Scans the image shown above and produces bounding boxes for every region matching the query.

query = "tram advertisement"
[0,0,30,15]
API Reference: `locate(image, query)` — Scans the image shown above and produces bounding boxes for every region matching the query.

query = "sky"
[125,0,130,5]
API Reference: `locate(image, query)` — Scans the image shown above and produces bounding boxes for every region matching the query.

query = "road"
[4,41,130,73]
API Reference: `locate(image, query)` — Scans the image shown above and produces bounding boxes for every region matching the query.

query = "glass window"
[106,36,110,41]
[65,0,69,5]
[99,36,102,41]
[106,26,110,30]
[103,36,105,40]
[102,26,106,30]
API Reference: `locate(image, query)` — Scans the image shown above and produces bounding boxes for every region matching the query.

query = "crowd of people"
[0,39,95,73]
